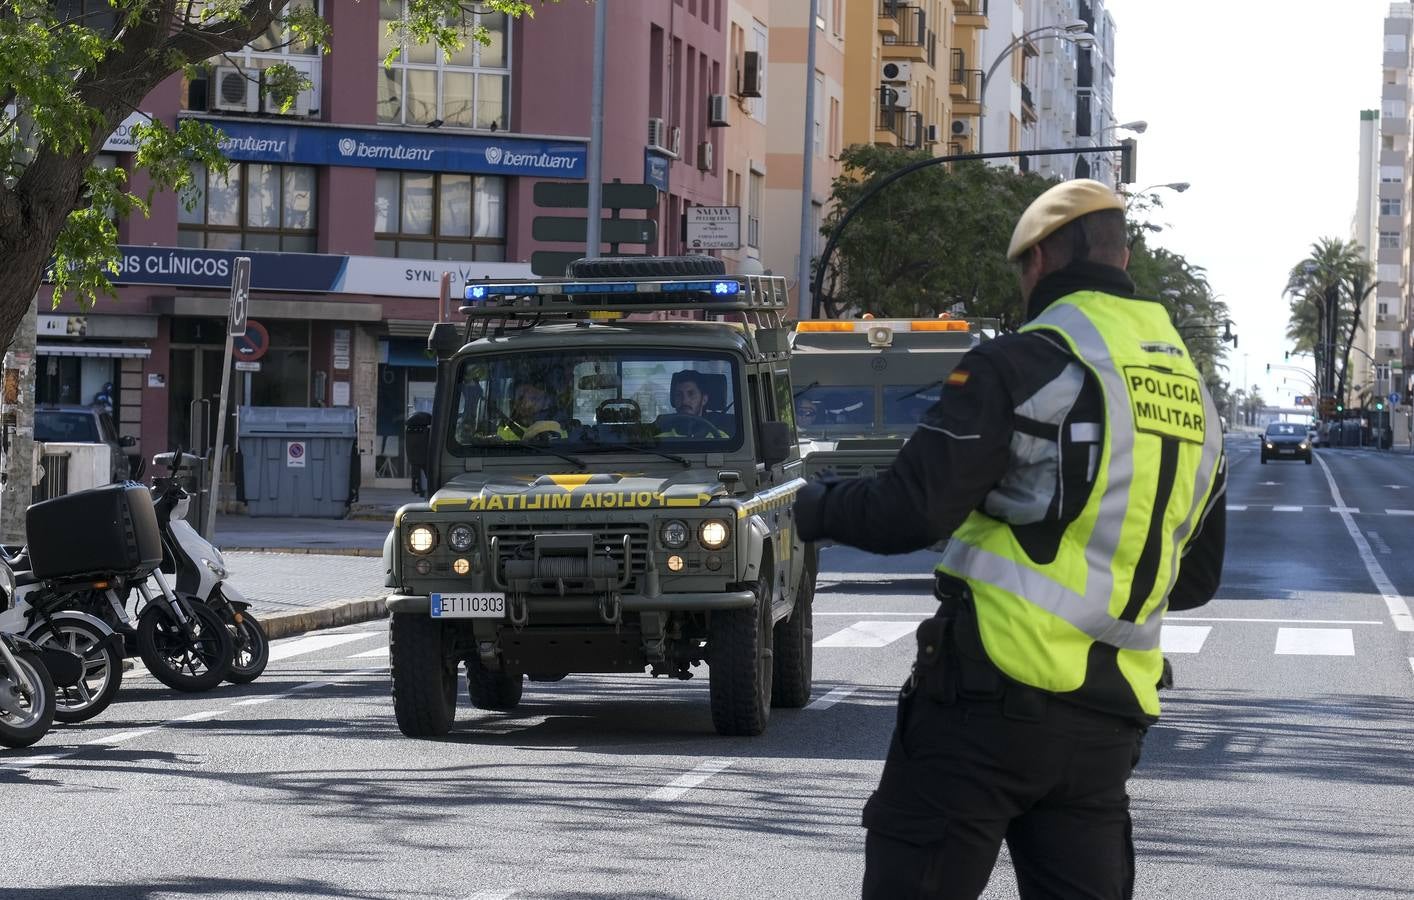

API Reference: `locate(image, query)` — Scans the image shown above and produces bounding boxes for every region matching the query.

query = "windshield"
[793,385,875,437]
[447,349,742,456]
[884,385,942,427]
[35,411,100,443]
[1266,423,1302,437]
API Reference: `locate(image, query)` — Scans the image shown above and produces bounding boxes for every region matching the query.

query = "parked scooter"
[0,632,57,749]
[0,546,125,723]
[149,451,268,684]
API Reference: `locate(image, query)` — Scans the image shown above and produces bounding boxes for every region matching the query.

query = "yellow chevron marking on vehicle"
[665,494,714,507]
[430,497,470,511]
[547,474,597,489]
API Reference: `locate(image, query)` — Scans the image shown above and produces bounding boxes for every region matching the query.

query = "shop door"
[168,347,230,453]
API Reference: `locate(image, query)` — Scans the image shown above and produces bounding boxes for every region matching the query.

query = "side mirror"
[405,411,433,472]
[759,420,793,467]
[429,323,462,359]
[119,435,137,448]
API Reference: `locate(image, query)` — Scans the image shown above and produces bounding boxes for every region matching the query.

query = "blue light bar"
[463,278,744,301]
[465,284,488,301]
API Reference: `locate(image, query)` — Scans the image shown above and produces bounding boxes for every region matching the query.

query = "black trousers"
[861,687,1145,900]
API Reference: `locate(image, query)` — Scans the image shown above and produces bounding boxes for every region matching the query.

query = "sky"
[1104,0,1388,408]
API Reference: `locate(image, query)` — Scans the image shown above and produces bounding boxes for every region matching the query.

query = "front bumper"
[386,589,755,616]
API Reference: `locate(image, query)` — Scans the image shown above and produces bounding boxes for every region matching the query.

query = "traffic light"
[1336,402,1345,413]
[1119,138,1138,186]
[1376,400,1386,411]
[1266,363,1271,374]
[1284,351,1290,360]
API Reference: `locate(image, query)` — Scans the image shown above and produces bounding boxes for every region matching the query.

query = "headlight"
[200,558,227,579]
[660,520,690,549]
[1299,442,1309,450]
[408,525,438,555]
[699,519,730,550]
[1264,442,1273,449]
[448,523,476,553]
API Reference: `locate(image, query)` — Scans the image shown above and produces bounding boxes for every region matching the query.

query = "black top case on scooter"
[26,483,164,581]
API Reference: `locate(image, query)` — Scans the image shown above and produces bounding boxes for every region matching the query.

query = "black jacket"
[795,262,1226,614]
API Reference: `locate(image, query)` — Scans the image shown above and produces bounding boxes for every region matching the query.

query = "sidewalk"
[214,486,420,555]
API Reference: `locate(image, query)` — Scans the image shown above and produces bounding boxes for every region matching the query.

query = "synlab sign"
[202,119,587,178]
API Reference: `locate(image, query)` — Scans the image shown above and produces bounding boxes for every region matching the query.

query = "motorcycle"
[0,632,62,749]
[0,546,126,723]
[149,451,268,684]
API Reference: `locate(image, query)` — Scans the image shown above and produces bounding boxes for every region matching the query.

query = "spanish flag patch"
[946,370,970,387]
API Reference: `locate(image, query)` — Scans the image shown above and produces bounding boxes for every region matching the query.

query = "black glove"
[794,479,831,543]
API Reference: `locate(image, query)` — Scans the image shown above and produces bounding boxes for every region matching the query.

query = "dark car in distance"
[1261,422,1312,464]
[34,404,138,483]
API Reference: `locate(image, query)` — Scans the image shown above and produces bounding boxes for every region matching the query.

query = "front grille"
[488,521,652,577]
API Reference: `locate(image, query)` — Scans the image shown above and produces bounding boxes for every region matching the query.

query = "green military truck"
[386,258,815,738]
[790,317,988,479]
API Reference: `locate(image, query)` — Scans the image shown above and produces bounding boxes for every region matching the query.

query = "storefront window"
[249,321,311,407]
[375,171,505,260]
[377,2,510,130]
[178,162,317,252]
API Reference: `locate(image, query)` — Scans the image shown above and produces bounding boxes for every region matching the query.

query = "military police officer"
[794,179,1227,899]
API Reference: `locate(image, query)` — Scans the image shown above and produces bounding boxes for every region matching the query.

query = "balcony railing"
[1021,83,1034,108]
[950,61,983,103]
[879,0,901,18]
[953,0,989,16]
[877,94,908,143]
[882,4,926,47]
[902,111,925,148]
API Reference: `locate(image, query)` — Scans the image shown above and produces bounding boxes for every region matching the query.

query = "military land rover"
[386,258,815,738]
[790,317,990,479]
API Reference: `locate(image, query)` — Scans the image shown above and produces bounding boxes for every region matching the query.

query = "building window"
[1382,165,1403,183]
[1384,135,1397,151]
[1379,263,1401,282]
[378,0,509,130]
[177,162,316,251]
[1380,231,1401,250]
[1385,33,1407,53]
[747,170,763,250]
[814,73,825,157]
[1381,197,1402,216]
[1379,302,1391,317]
[374,171,506,260]
[751,21,768,122]
[1383,98,1406,119]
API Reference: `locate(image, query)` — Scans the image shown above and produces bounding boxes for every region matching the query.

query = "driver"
[658,370,728,438]
[499,377,567,440]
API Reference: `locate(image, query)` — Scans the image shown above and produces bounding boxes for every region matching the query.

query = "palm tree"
[1284,238,1372,405]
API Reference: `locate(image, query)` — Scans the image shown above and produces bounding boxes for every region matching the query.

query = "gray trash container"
[237,406,358,518]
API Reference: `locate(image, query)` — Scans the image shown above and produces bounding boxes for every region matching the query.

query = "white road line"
[1227,505,1248,512]
[813,612,931,617]
[645,758,735,802]
[350,646,390,658]
[1168,616,1382,625]
[814,620,918,648]
[1272,506,1303,512]
[1409,659,1414,680]
[1274,627,1355,657]
[86,729,156,745]
[232,697,275,706]
[1160,625,1211,654]
[266,632,375,662]
[463,891,517,900]
[1385,509,1414,517]
[173,710,224,723]
[806,687,857,710]
[1331,507,1360,514]
[1315,454,1414,632]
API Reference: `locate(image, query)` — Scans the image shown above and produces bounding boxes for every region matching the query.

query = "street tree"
[0,0,555,539]
[818,147,1053,325]
[1283,237,1372,404]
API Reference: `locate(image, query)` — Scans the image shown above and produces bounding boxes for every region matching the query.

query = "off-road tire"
[771,549,816,709]
[390,612,457,737]
[566,255,726,279]
[709,574,773,736]
[467,660,524,711]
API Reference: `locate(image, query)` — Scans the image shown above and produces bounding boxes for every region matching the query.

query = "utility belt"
[903,572,1050,723]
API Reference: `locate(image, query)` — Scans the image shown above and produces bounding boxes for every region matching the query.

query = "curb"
[224,546,384,557]
[260,597,389,641]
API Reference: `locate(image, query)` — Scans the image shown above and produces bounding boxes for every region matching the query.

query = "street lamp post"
[976,22,1094,156]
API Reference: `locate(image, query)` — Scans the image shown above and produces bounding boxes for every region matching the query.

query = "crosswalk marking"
[267,632,374,662]
[645,758,735,802]
[1160,625,1211,654]
[1274,627,1354,656]
[814,620,917,648]
[1227,505,1248,512]
[1386,509,1414,517]
[1272,506,1302,512]
[1331,507,1360,514]
[806,687,857,710]
[350,646,390,659]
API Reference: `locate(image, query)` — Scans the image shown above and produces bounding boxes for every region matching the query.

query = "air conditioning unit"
[648,117,669,152]
[739,50,764,98]
[950,118,971,138]
[213,65,256,113]
[697,141,714,172]
[708,94,730,127]
[669,125,683,157]
[882,85,912,109]
[260,58,320,117]
[881,61,912,83]
[926,124,940,143]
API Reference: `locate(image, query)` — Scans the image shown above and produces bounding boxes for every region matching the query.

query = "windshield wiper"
[897,378,947,402]
[793,380,820,400]
[578,437,692,468]
[483,441,588,470]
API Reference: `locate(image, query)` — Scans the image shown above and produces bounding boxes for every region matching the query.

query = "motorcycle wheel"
[137,600,234,692]
[0,647,57,749]
[30,619,123,723]
[221,603,269,685]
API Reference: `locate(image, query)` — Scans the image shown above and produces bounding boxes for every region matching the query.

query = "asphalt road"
[4,435,1414,899]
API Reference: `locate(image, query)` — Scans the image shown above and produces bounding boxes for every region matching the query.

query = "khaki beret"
[1006,179,1126,261]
